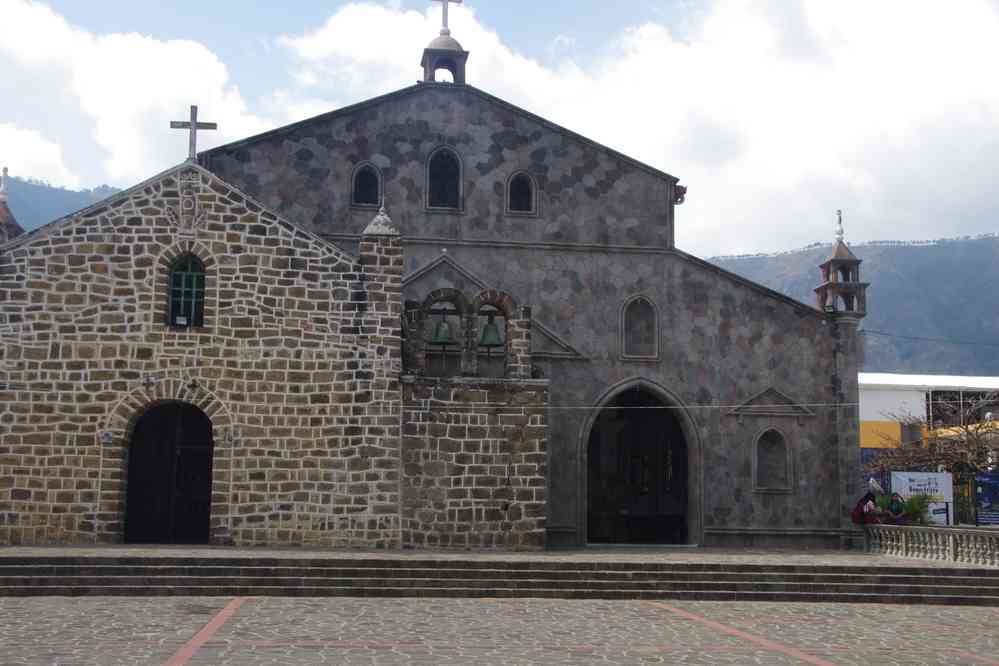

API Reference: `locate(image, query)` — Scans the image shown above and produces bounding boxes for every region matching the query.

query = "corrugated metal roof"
[859,372,999,392]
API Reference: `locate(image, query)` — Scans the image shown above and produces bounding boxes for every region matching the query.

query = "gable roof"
[0,162,354,260]
[200,82,678,183]
[728,387,816,418]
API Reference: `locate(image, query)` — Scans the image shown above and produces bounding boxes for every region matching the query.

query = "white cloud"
[276,0,999,256]
[0,0,270,187]
[0,123,80,188]
[4,0,999,255]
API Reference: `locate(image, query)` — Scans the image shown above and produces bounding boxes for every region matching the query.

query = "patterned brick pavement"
[1,596,997,665]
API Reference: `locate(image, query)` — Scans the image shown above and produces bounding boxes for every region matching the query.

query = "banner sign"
[891,471,954,526]
[976,472,999,526]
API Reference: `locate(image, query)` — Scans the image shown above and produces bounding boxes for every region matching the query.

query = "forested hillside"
[712,237,999,374]
[4,176,117,232]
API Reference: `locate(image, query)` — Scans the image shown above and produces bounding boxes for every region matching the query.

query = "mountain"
[7,175,997,374]
[711,236,999,374]
[4,176,118,233]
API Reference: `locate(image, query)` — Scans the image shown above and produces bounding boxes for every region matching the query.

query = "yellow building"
[859,373,999,466]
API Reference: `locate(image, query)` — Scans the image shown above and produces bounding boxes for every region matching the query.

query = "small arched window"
[428,148,461,209]
[352,164,381,206]
[168,254,205,328]
[623,296,658,358]
[755,429,791,491]
[508,172,536,214]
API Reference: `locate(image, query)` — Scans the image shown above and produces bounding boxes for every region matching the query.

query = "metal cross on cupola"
[435,0,462,35]
[170,105,217,162]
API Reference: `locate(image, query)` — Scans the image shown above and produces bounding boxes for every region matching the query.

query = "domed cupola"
[421,0,470,85]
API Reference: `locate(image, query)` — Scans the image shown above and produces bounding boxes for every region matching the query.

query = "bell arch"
[470,289,517,378]
[577,377,702,545]
[415,288,471,377]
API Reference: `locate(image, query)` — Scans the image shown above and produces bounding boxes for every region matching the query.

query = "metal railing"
[865,524,999,567]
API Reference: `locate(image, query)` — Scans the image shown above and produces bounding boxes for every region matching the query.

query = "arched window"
[755,429,791,491]
[623,297,658,358]
[168,254,206,328]
[508,172,536,214]
[352,164,381,206]
[428,148,461,209]
[476,305,506,378]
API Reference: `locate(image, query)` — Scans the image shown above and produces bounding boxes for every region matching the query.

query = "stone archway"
[579,379,702,545]
[97,376,233,543]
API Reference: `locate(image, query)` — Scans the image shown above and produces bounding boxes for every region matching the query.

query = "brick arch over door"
[97,377,234,543]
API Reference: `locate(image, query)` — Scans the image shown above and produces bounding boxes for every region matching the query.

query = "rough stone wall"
[0,165,403,547]
[401,377,548,549]
[203,84,676,250]
[401,243,848,548]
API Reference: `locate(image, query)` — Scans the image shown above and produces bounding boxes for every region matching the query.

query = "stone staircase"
[2,556,999,605]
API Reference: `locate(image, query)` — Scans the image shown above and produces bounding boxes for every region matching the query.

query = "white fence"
[865,524,999,567]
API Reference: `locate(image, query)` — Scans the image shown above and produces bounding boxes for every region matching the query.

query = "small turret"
[421,0,469,84]
[0,167,26,244]
[815,210,868,317]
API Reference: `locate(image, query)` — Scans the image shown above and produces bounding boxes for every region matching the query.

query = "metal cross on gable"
[170,105,217,162]
[435,0,462,34]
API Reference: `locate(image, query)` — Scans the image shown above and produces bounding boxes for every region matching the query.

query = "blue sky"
[48,1,697,102]
[3,0,999,256]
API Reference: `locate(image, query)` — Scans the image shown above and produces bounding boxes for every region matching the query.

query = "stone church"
[0,10,868,550]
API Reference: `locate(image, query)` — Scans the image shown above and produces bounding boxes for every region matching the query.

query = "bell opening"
[477,305,506,378]
[425,301,462,377]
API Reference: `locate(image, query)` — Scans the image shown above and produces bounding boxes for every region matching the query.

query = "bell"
[430,316,456,345]
[479,313,503,348]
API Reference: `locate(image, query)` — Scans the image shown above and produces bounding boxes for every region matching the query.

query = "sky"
[2,0,999,257]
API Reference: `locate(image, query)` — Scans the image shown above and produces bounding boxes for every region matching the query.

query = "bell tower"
[421,0,469,84]
[815,210,868,318]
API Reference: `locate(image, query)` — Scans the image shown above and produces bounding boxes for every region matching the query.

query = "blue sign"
[976,473,999,526]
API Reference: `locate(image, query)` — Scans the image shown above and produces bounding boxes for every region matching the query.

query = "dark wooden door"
[125,403,214,544]
[587,390,687,544]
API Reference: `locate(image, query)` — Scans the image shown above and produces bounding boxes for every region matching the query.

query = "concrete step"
[0,575,994,597]
[1,584,997,605]
[3,557,997,578]
[1,563,996,584]
[2,556,996,604]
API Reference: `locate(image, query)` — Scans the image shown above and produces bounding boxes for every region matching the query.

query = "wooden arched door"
[125,402,214,544]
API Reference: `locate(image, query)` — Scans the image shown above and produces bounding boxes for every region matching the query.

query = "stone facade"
[0,163,547,549]
[202,79,866,549]
[1,54,866,550]
[401,377,548,549]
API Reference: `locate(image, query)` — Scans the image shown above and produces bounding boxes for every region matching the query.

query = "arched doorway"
[125,402,214,544]
[587,387,688,544]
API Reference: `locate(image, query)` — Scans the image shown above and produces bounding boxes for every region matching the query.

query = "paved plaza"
[0,595,997,665]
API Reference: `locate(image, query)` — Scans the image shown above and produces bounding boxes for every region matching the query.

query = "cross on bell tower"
[170,105,217,162]
[421,0,470,84]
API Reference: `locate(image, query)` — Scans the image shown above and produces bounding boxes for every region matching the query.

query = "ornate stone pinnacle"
[0,167,8,202]
[363,205,400,236]
[835,209,844,242]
